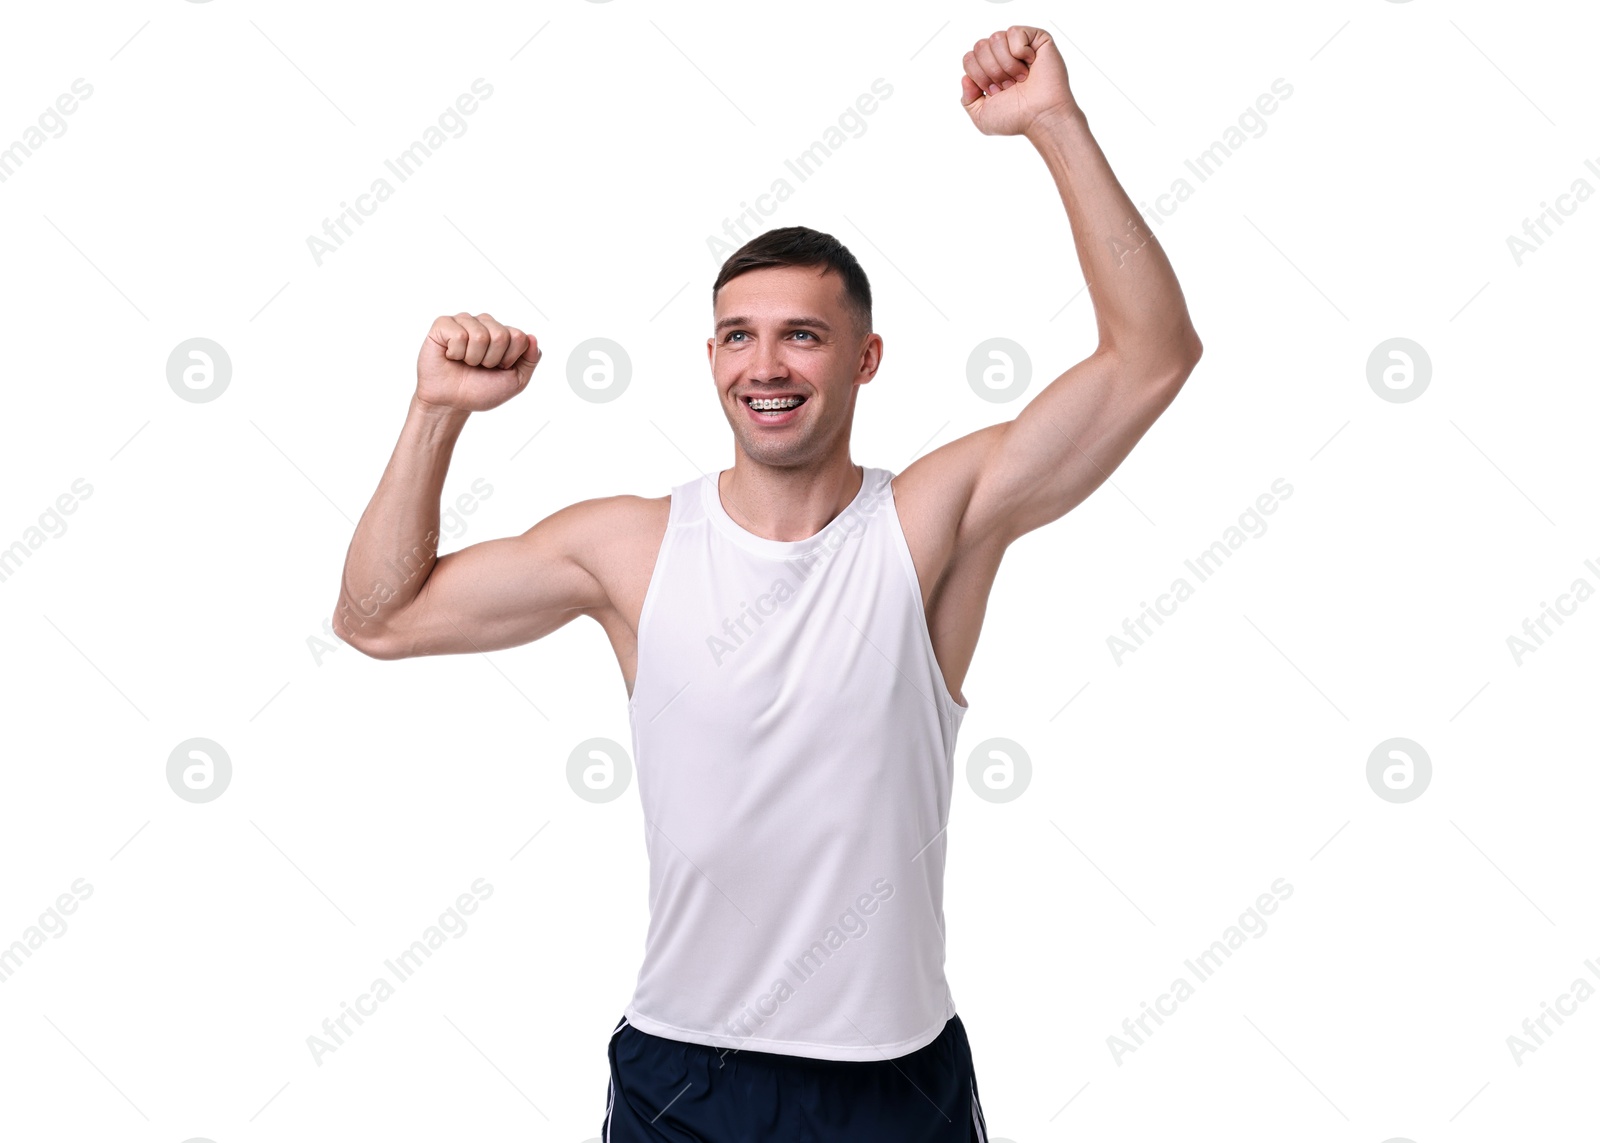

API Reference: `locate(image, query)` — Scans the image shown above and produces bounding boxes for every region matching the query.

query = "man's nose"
[750,337,786,381]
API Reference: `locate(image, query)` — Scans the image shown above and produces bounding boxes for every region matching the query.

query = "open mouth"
[743,394,807,419]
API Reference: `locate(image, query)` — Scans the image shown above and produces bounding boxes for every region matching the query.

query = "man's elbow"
[1172,316,1203,364]
[333,605,407,661]
[1118,326,1202,393]
[1160,326,1203,389]
[346,633,408,661]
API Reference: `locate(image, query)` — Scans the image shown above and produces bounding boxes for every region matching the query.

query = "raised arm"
[333,313,609,661]
[913,26,1202,552]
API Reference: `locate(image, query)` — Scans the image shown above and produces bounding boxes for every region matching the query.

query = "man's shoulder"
[565,490,672,534]
[886,423,1008,546]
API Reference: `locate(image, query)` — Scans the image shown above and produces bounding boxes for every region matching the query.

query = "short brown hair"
[712,226,873,339]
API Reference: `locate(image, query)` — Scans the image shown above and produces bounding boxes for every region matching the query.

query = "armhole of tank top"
[628,490,679,712]
[883,472,968,719]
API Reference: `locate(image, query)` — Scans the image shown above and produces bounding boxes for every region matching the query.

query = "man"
[335,24,1200,1142]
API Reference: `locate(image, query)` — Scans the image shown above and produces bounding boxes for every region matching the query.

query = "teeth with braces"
[750,396,803,411]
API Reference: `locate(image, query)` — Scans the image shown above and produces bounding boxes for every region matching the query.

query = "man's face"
[706,265,881,467]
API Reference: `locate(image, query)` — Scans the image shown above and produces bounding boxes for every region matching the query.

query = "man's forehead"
[714,269,846,326]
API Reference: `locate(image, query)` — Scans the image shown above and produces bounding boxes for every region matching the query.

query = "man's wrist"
[1024,104,1090,149]
[408,392,472,445]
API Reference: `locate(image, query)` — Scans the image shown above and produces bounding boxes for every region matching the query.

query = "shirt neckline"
[699,465,879,559]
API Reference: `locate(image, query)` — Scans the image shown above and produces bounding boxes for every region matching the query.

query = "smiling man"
[334,24,1200,1142]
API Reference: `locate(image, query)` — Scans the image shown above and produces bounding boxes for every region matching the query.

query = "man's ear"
[856,332,883,385]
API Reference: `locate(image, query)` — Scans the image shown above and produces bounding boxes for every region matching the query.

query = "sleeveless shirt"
[621,465,969,1062]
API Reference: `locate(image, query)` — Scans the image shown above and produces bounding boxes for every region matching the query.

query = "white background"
[1,1,1596,1141]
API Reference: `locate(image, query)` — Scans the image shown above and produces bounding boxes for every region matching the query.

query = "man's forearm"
[1024,108,1200,372]
[333,395,471,645]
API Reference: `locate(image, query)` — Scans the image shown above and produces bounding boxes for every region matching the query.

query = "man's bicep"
[359,501,610,659]
[965,351,1187,547]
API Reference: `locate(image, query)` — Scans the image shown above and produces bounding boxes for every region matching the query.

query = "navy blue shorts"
[601,1013,990,1142]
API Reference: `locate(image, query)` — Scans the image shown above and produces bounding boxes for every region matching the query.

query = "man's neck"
[717,459,865,543]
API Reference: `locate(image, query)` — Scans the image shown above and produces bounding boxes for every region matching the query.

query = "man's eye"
[725,330,814,342]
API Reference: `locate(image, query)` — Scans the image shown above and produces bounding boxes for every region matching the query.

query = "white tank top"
[622,465,969,1061]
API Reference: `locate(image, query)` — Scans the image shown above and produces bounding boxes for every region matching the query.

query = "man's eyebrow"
[714,315,833,333]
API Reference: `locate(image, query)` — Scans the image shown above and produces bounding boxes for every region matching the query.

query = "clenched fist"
[960,26,1078,138]
[416,312,542,413]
